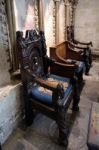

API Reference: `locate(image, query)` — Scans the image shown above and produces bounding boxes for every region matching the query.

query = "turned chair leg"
[56,107,68,147]
[71,76,80,111]
[84,50,91,75]
[25,100,34,126]
[76,69,83,83]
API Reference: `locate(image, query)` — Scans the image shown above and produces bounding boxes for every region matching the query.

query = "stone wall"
[59,0,65,43]
[0,0,11,87]
[0,0,23,144]
[0,84,23,144]
[75,0,99,49]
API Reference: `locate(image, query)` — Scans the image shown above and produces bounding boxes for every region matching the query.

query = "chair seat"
[31,74,72,107]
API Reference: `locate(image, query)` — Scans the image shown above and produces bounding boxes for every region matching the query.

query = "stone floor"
[2,62,99,150]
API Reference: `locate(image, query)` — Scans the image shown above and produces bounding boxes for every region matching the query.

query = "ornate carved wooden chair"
[50,41,85,83]
[16,30,80,147]
[67,25,93,75]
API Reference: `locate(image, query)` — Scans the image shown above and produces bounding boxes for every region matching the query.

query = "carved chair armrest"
[24,69,61,91]
[74,39,93,47]
[68,44,83,54]
[68,41,87,50]
[24,68,67,107]
[54,61,77,69]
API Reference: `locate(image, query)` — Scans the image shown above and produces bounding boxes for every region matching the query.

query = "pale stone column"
[65,0,70,26]
[34,1,40,30]
[72,5,77,26]
[38,0,44,31]
[64,0,70,40]
[6,0,18,71]
[54,0,60,44]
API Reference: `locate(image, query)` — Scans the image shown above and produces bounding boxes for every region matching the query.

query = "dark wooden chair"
[67,25,93,75]
[16,30,80,147]
[50,41,85,83]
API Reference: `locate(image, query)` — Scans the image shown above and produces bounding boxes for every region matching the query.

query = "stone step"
[13,139,38,150]
[92,49,99,61]
[2,127,38,150]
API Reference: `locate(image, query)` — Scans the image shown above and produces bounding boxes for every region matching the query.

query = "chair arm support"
[74,39,93,47]
[68,41,87,50]
[54,61,77,68]
[24,68,62,91]
[68,45,83,54]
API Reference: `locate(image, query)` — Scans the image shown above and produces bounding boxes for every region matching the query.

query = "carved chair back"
[16,30,48,77]
[50,41,73,63]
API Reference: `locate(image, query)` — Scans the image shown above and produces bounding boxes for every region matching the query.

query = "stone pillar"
[6,0,19,71]
[0,0,11,86]
[53,2,56,44]
[38,0,44,31]
[65,0,70,26]
[59,0,65,42]
[54,0,60,44]
[34,1,39,30]
[69,0,79,26]
[65,0,70,40]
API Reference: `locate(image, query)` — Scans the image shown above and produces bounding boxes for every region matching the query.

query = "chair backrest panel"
[28,46,44,76]
[50,41,69,63]
[16,30,46,77]
[56,42,67,59]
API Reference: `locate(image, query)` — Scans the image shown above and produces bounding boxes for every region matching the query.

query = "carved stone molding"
[68,0,79,25]
[38,0,44,31]
[34,1,39,31]
[53,0,60,44]
[53,1,56,44]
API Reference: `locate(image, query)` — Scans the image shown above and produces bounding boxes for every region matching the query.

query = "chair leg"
[56,107,68,147]
[84,49,91,75]
[0,143,2,150]
[72,96,80,112]
[76,69,83,83]
[89,48,92,66]
[71,76,80,112]
[25,100,34,126]
[85,62,90,75]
